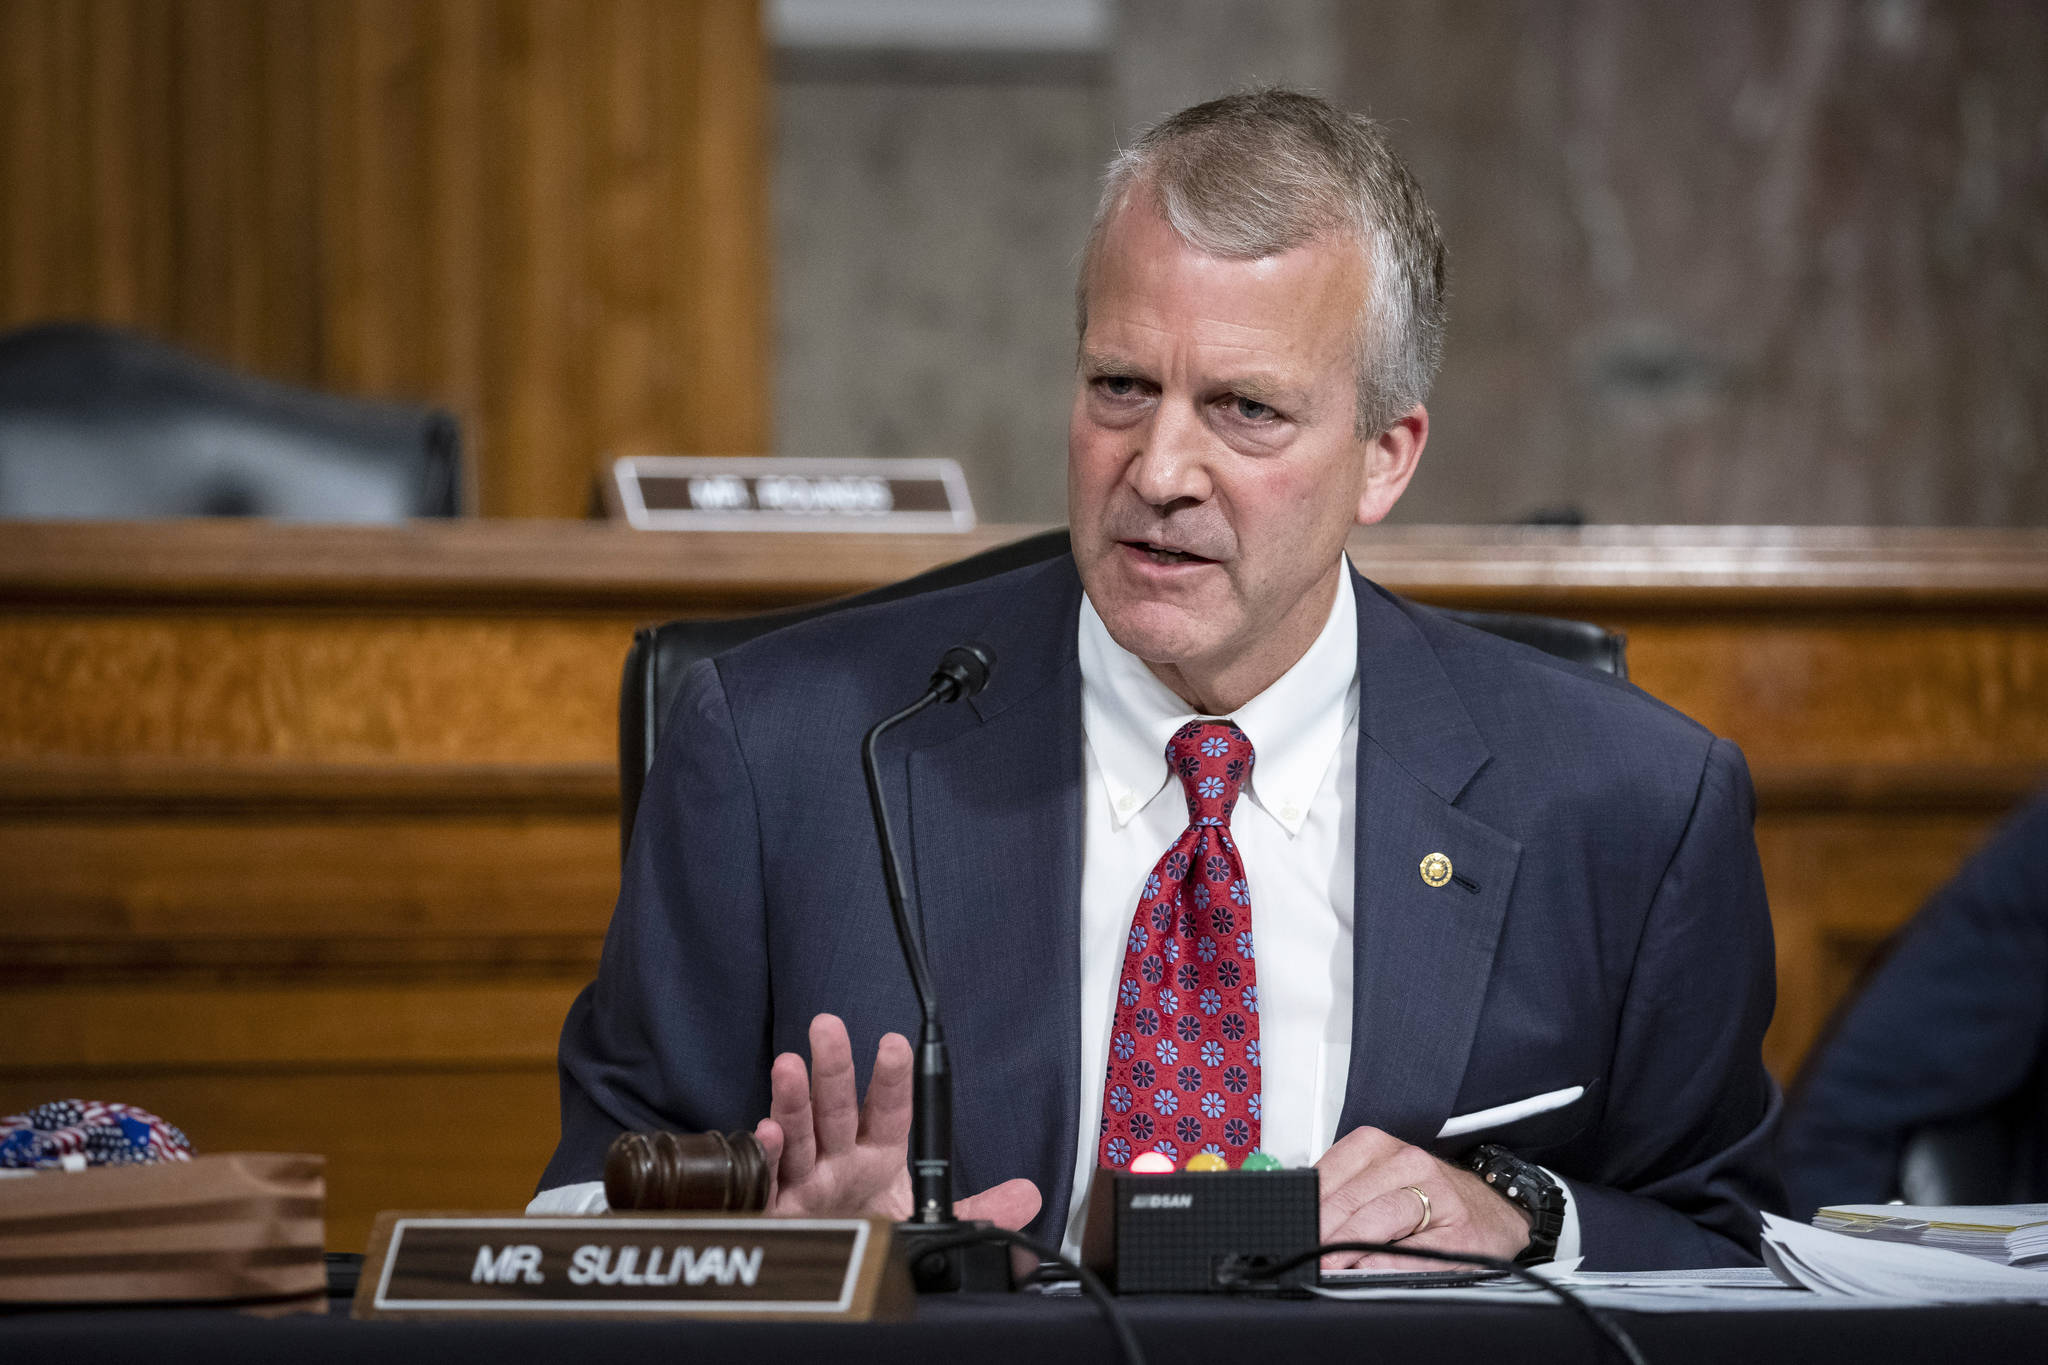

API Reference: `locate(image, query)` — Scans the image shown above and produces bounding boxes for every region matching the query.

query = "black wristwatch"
[1462,1143,1565,1265]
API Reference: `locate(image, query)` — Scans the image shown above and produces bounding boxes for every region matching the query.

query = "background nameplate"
[610,456,975,531]
[352,1212,908,1320]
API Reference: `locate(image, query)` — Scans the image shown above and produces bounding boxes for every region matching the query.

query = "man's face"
[1068,199,1417,707]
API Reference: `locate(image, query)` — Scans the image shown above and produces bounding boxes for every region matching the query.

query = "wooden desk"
[2,520,2044,1250]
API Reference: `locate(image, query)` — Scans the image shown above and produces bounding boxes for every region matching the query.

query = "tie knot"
[1166,720,1254,827]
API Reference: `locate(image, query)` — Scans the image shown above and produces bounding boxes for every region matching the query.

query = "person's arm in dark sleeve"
[1568,737,1787,1268]
[1779,790,2048,1219]
[538,657,773,1191]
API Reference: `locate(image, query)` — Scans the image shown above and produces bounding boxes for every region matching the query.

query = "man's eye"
[1228,397,1277,422]
[1096,376,1141,398]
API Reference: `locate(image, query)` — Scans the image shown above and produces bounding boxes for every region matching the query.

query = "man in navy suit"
[1780,788,2048,1217]
[538,89,1782,1269]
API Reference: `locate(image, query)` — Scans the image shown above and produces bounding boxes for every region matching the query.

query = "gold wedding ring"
[1401,1184,1432,1238]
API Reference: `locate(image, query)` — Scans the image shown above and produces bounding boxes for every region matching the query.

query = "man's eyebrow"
[1225,374,1291,403]
[1079,350,1146,378]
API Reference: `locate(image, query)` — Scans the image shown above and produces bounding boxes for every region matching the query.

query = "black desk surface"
[4,1291,2041,1364]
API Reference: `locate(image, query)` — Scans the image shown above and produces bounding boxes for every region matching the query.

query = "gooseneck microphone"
[861,643,992,1226]
[856,642,1015,1293]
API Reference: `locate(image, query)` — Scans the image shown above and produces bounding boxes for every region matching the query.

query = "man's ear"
[1355,404,1428,526]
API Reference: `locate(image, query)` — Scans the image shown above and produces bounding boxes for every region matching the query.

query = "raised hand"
[751,1013,1041,1230]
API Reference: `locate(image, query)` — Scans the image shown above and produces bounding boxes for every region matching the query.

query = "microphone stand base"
[894,1220,1015,1293]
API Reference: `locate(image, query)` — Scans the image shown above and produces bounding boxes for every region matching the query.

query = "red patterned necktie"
[1098,719,1260,1169]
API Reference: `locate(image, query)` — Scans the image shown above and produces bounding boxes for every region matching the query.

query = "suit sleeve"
[1778,790,2048,1218]
[1566,736,1788,1268]
[538,657,774,1191]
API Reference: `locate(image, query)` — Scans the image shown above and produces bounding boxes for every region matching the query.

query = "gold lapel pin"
[1420,852,1453,888]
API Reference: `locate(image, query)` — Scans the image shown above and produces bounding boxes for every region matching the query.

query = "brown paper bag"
[0,1152,324,1304]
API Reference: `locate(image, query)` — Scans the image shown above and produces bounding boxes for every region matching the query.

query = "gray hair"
[1077,88,1446,438]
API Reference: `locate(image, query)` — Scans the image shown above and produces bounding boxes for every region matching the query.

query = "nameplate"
[352,1212,908,1321]
[610,456,975,532]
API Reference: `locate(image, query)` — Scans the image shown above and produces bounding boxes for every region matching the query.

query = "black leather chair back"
[0,322,461,520]
[1437,607,1628,680]
[1898,1092,2048,1206]
[617,530,1072,854]
[618,528,1629,856]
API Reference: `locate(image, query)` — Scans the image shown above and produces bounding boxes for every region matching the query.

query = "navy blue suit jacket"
[545,555,1784,1268]
[1780,788,2048,1217]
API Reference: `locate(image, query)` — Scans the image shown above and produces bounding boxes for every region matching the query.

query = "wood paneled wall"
[0,0,769,517]
[1,521,2043,1250]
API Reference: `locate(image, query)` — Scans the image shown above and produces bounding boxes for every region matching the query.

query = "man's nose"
[1125,401,1211,508]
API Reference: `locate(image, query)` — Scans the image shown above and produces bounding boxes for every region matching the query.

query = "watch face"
[1472,1147,1563,1224]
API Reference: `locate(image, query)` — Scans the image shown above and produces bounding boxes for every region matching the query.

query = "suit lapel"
[903,559,1085,1240]
[1337,572,1524,1146]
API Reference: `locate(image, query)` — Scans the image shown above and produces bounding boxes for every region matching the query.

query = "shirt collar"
[1078,565,1360,836]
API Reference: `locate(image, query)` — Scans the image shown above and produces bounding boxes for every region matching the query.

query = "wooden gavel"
[603,1130,771,1212]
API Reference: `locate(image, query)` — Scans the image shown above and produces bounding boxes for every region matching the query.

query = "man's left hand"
[1313,1126,1534,1270]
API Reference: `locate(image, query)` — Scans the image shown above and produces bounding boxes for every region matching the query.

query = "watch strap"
[1463,1143,1565,1265]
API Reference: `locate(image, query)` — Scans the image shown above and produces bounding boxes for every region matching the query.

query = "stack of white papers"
[1814,1204,2048,1266]
[1763,1212,2048,1302]
[2019,1220,2048,1265]
[1313,1263,1861,1313]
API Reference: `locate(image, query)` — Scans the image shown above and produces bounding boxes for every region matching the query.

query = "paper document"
[1814,1203,2048,1266]
[1567,1267,1788,1290]
[1763,1212,2048,1302]
[1313,1263,1883,1313]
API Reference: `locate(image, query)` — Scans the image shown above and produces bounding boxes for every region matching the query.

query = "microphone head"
[930,643,994,702]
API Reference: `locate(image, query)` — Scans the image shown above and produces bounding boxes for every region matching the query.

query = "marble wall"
[772,0,2047,526]
[1330,0,2048,525]
[773,55,1114,524]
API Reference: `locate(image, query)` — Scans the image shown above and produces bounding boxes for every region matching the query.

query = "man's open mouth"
[1125,540,1210,565]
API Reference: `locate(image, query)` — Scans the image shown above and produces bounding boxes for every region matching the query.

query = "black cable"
[906,1228,1646,1365]
[907,1227,1148,1365]
[1216,1241,1648,1365]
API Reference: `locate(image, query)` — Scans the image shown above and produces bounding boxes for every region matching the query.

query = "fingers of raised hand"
[857,1032,913,1150]
[763,1016,916,1220]
[752,1117,785,1206]
[768,1050,817,1181]
[806,1014,862,1156]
